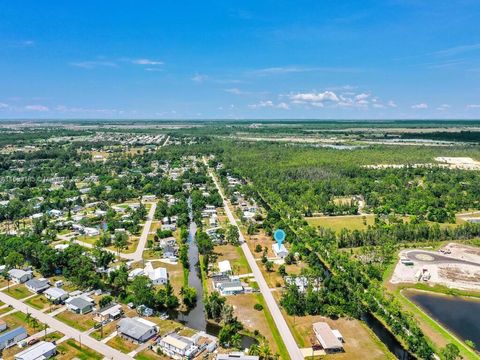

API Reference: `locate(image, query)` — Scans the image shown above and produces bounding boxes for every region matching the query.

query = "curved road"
[207,164,303,360]
[405,250,480,267]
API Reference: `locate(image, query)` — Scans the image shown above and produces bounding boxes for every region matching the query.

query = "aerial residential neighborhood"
[1,1,480,360]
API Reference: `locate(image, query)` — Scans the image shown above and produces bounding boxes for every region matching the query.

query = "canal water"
[405,290,480,346]
[178,198,257,348]
[362,313,414,360]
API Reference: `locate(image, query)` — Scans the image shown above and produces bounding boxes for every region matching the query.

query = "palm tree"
[230,333,242,349]
[248,344,260,356]
[259,341,273,360]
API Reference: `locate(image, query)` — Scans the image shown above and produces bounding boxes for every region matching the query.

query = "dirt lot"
[390,243,480,291]
[227,293,282,354]
[213,244,251,275]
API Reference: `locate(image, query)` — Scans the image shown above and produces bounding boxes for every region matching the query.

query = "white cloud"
[70,61,117,69]
[436,104,451,111]
[373,103,385,108]
[248,100,289,109]
[387,100,397,108]
[25,105,49,112]
[411,103,428,109]
[467,104,480,109]
[0,103,9,110]
[434,43,480,57]
[144,68,164,72]
[289,91,340,104]
[225,88,249,95]
[355,93,370,101]
[131,58,163,65]
[192,74,208,83]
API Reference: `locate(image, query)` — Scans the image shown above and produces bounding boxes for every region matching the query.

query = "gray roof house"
[0,326,28,350]
[8,269,33,284]
[15,341,57,360]
[117,317,157,343]
[25,278,50,293]
[66,295,94,314]
[44,287,68,304]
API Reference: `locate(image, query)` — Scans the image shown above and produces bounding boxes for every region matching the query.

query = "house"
[66,295,94,314]
[25,278,50,293]
[15,341,56,360]
[128,268,145,280]
[285,276,321,293]
[218,260,232,276]
[94,209,107,217]
[157,333,198,359]
[8,269,33,284]
[0,327,28,350]
[137,304,154,317]
[312,322,344,352]
[48,209,63,217]
[117,317,157,343]
[212,275,244,296]
[272,243,288,259]
[145,262,168,285]
[209,215,218,227]
[83,227,100,236]
[160,237,177,247]
[44,287,68,304]
[216,352,259,360]
[142,195,156,202]
[161,224,176,231]
[94,304,123,322]
[162,245,177,259]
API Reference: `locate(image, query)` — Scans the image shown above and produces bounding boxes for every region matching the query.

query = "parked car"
[28,338,40,346]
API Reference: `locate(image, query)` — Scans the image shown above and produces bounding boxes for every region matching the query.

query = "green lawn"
[3,285,32,299]
[25,295,51,310]
[56,339,103,360]
[107,335,139,353]
[306,214,375,232]
[254,294,289,360]
[55,311,95,332]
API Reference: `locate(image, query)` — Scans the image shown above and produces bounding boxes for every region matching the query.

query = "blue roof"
[0,326,27,343]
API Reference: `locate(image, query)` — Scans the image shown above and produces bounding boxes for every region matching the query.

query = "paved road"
[73,202,157,262]
[406,250,480,267]
[0,291,133,360]
[207,165,302,360]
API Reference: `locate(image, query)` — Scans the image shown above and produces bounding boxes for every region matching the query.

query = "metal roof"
[14,341,56,360]
[0,326,27,344]
[118,318,155,340]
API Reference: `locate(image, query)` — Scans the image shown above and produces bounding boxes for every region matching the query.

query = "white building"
[272,243,288,258]
[145,262,168,285]
[218,260,232,276]
[8,269,33,284]
[15,341,56,360]
[312,322,343,352]
[157,333,198,359]
[117,317,157,343]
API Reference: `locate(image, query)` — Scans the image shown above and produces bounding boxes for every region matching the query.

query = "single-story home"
[117,317,157,343]
[25,278,50,293]
[157,333,198,359]
[218,260,232,276]
[48,209,63,217]
[128,268,145,280]
[83,227,100,236]
[312,322,344,352]
[145,263,168,285]
[8,269,33,284]
[44,287,69,304]
[142,195,156,202]
[66,295,94,314]
[94,304,123,322]
[212,275,244,296]
[0,326,28,350]
[15,341,56,360]
[272,243,288,258]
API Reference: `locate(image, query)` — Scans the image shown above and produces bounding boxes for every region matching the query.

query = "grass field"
[25,294,51,310]
[55,311,95,332]
[136,349,170,360]
[2,311,43,334]
[306,214,375,232]
[56,339,103,360]
[3,284,32,299]
[107,335,139,353]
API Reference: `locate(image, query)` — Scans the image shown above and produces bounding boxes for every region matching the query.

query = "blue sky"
[1,0,480,119]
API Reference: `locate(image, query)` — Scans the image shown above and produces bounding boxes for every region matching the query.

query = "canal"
[177,197,256,349]
[405,290,480,346]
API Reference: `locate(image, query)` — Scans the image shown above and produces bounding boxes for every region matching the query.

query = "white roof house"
[217,352,259,360]
[312,322,343,351]
[44,287,68,303]
[14,341,56,360]
[218,260,232,275]
[158,333,198,358]
[272,243,288,258]
[83,227,100,236]
[145,262,168,285]
[128,268,145,280]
